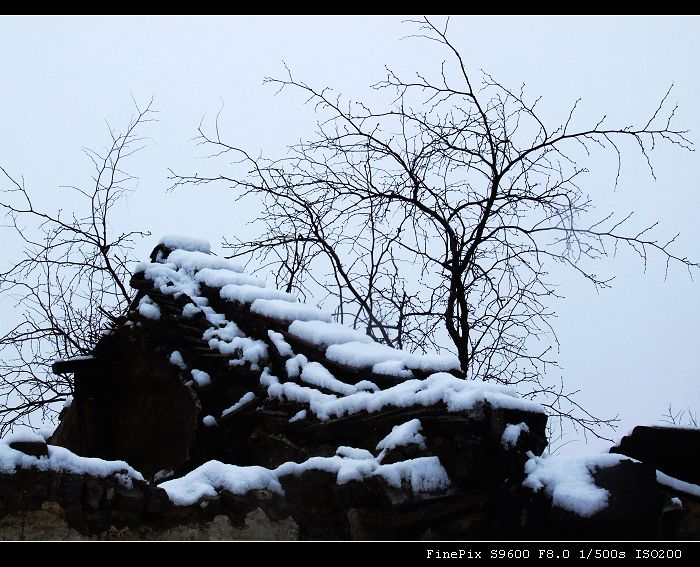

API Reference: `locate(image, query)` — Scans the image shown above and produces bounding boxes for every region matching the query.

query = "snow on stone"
[656,470,700,498]
[376,419,426,451]
[300,362,357,396]
[289,410,307,423]
[202,415,217,427]
[0,431,143,486]
[336,446,375,460]
[250,299,333,323]
[262,371,544,422]
[275,453,450,493]
[138,295,161,320]
[222,392,257,417]
[191,369,211,387]
[376,456,450,493]
[325,341,460,375]
[670,496,683,508]
[159,235,211,254]
[287,320,373,348]
[157,431,451,505]
[169,350,187,370]
[268,330,294,357]
[523,452,633,517]
[502,422,530,449]
[195,268,264,289]
[160,460,283,506]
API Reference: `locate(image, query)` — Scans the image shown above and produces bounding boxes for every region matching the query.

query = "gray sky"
[1,16,698,453]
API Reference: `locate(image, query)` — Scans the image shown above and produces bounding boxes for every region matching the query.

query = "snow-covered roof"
[36,236,549,510]
[130,237,544,423]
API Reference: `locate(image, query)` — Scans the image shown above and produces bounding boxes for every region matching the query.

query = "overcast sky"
[1,16,698,453]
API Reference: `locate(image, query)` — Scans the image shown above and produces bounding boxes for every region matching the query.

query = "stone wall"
[1,462,698,540]
[0,469,298,541]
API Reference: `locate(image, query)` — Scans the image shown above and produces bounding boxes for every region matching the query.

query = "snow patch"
[204,322,268,365]
[251,299,333,323]
[336,446,375,460]
[287,320,373,348]
[502,422,530,449]
[268,330,294,357]
[376,457,450,493]
[195,268,264,289]
[300,362,357,396]
[169,351,187,370]
[220,284,297,305]
[221,392,256,417]
[656,470,700,498]
[202,415,217,427]
[523,452,633,517]
[182,303,201,318]
[160,460,283,506]
[166,249,244,273]
[325,341,459,375]
[285,354,308,378]
[376,419,426,451]
[289,410,307,423]
[0,432,143,486]
[138,295,161,320]
[191,369,211,387]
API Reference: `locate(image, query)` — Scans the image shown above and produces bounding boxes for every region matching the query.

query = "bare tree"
[170,19,696,441]
[0,100,154,435]
[662,405,698,428]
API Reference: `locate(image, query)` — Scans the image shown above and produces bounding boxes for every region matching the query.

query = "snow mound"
[523,452,634,517]
[161,460,283,506]
[160,448,450,507]
[138,295,161,320]
[0,431,143,487]
[377,419,426,451]
[502,422,529,449]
